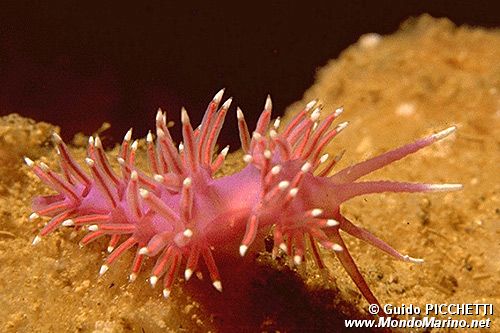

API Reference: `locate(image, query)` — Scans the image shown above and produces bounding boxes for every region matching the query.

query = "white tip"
[183,177,192,187]
[124,128,133,141]
[428,183,463,191]
[163,288,171,298]
[94,136,103,148]
[265,95,272,110]
[269,129,278,139]
[403,255,425,264]
[252,132,262,140]
[221,97,233,110]
[181,108,189,124]
[311,208,323,217]
[153,174,164,183]
[52,132,63,144]
[146,131,153,143]
[336,121,349,132]
[213,88,225,103]
[131,140,138,151]
[183,229,193,238]
[184,268,193,281]
[32,235,42,245]
[320,154,329,163]
[433,126,457,140]
[156,109,163,123]
[239,244,248,257]
[334,107,344,117]
[139,189,149,198]
[138,247,149,255]
[24,157,35,167]
[85,158,95,167]
[130,170,138,181]
[107,246,114,253]
[221,146,230,157]
[310,108,321,122]
[293,255,302,266]
[99,264,109,276]
[243,154,253,163]
[301,162,312,173]
[29,212,40,221]
[150,275,158,287]
[263,150,272,159]
[88,136,94,146]
[289,188,299,197]
[212,280,223,292]
[129,273,137,282]
[271,165,281,175]
[326,219,339,227]
[117,157,125,165]
[88,225,99,231]
[278,180,290,190]
[236,107,244,120]
[305,99,318,111]
[178,142,184,152]
[62,219,75,227]
[332,243,343,252]
[279,243,288,252]
[39,162,49,172]
[273,117,281,129]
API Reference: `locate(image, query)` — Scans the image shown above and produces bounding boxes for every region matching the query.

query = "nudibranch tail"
[26,90,461,307]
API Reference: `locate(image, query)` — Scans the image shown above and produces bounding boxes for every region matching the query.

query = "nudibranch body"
[26,89,461,308]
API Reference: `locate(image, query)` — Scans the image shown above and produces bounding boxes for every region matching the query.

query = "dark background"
[1,1,498,149]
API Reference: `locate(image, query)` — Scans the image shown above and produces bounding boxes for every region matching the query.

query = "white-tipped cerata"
[293,255,302,266]
[150,275,158,287]
[326,219,339,227]
[311,208,323,217]
[310,108,321,122]
[428,184,463,191]
[131,140,138,151]
[263,150,272,159]
[213,88,225,103]
[29,212,40,221]
[221,97,233,110]
[130,170,138,181]
[52,132,63,144]
[239,244,248,257]
[336,121,349,132]
[62,219,75,227]
[39,162,49,172]
[32,235,41,246]
[278,181,290,190]
[88,225,99,231]
[184,268,193,281]
[333,106,344,117]
[183,228,193,238]
[181,107,190,124]
[146,131,153,143]
[265,94,272,110]
[124,128,133,142]
[138,247,149,255]
[305,99,318,111]
[107,246,114,253]
[279,243,288,252]
[301,162,312,173]
[94,136,103,149]
[129,273,137,282]
[271,165,281,175]
[332,243,343,252]
[153,174,164,183]
[433,126,457,140]
[252,132,262,141]
[163,288,171,298]
[236,107,244,120]
[320,154,329,164]
[243,154,253,163]
[403,255,425,264]
[139,189,149,198]
[99,264,109,276]
[289,188,299,197]
[212,280,223,292]
[221,146,230,157]
[24,157,35,168]
[183,177,192,187]
[85,158,95,167]
[273,117,281,129]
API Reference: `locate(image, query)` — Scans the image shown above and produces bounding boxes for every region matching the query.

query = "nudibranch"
[25,89,461,308]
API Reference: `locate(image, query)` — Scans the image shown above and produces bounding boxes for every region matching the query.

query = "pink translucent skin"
[27,91,461,309]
